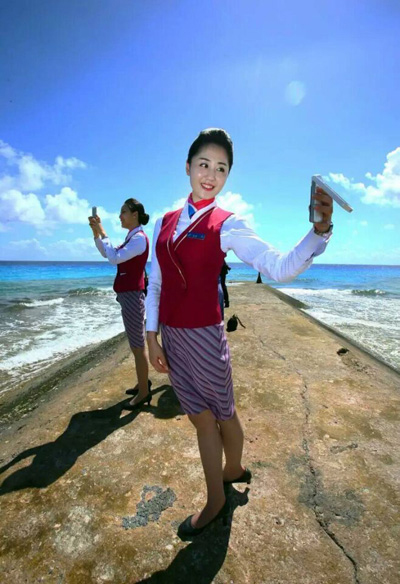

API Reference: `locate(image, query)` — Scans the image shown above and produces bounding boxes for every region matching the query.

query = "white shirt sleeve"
[94,237,107,258]
[220,215,331,283]
[145,219,163,332]
[96,231,147,266]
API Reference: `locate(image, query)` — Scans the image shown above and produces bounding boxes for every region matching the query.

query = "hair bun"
[140,213,150,226]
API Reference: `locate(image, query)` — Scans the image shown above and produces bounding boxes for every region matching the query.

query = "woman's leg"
[188,409,226,529]
[128,347,149,405]
[219,410,246,482]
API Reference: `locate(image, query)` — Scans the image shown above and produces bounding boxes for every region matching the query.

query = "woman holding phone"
[146,128,333,537]
[89,198,152,410]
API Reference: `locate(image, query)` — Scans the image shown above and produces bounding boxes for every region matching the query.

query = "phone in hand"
[309,175,353,223]
[92,206,97,217]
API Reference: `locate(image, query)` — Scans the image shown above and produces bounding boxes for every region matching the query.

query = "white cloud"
[0,189,45,225]
[0,140,87,193]
[0,141,16,161]
[8,238,47,257]
[285,81,306,106]
[328,147,400,207]
[149,196,187,226]
[218,191,255,227]
[44,187,92,224]
[360,220,368,227]
[49,237,100,259]
[54,155,87,171]
[384,224,395,230]
[4,236,101,261]
[0,140,119,232]
[150,191,256,228]
[327,245,400,265]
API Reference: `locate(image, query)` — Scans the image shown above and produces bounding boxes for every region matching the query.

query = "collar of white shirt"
[125,225,143,241]
[183,197,217,222]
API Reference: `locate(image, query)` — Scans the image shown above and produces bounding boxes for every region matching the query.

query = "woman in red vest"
[89,198,151,410]
[146,129,333,537]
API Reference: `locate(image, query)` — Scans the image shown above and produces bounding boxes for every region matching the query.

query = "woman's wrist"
[313,222,333,236]
[147,331,159,344]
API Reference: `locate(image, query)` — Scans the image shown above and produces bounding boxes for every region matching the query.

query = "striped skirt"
[116,291,145,349]
[161,322,235,421]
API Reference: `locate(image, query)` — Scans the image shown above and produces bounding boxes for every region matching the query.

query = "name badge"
[187,232,206,240]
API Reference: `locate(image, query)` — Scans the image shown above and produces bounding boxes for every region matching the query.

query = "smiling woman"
[145,127,334,539]
[186,128,233,202]
[88,198,151,408]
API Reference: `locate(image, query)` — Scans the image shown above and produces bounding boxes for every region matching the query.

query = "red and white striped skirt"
[161,322,235,421]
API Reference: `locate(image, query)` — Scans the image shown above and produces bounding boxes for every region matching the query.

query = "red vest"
[156,207,233,328]
[113,231,149,293]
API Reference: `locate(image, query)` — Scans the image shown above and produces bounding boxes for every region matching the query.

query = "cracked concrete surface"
[297,371,360,584]
[0,283,399,584]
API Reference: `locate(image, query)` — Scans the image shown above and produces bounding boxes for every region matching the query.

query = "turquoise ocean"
[0,261,399,395]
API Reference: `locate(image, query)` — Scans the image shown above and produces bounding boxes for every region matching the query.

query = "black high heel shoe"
[223,467,252,485]
[122,392,152,411]
[126,379,152,396]
[177,499,230,538]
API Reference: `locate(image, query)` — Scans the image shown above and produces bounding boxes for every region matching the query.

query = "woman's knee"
[218,410,243,431]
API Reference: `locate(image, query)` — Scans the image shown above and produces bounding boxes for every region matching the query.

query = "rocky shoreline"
[0,283,399,583]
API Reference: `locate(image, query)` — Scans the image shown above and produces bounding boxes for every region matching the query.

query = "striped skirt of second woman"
[161,322,235,421]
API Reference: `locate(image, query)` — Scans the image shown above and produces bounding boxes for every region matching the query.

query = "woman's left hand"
[313,187,333,232]
[89,215,107,238]
[88,216,100,237]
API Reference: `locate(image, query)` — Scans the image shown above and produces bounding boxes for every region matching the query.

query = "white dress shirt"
[94,226,147,265]
[146,198,332,332]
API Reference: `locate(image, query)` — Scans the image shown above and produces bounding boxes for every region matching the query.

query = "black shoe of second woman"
[126,379,152,396]
[223,467,252,485]
[177,500,230,539]
[122,392,152,411]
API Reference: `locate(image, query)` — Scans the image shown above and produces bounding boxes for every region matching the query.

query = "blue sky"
[0,0,399,264]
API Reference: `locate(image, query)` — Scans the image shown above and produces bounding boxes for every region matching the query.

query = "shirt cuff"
[297,228,330,258]
[146,322,160,333]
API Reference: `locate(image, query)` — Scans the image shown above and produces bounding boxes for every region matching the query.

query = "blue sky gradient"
[0,0,399,263]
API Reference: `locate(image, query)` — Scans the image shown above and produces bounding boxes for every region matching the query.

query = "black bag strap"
[235,314,246,329]
[226,314,246,332]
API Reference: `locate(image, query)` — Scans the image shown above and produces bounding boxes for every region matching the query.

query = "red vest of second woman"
[113,232,149,293]
[156,207,233,328]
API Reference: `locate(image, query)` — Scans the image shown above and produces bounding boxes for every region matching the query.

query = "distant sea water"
[0,261,399,396]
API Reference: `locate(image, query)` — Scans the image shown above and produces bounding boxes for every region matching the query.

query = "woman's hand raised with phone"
[312,187,333,233]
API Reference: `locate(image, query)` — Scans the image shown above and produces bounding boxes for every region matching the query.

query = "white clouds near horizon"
[7,236,100,261]
[0,140,119,232]
[328,147,400,208]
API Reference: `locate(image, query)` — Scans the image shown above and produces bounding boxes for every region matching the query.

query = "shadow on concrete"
[136,487,250,584]
[0,384,179,495]
[145,384,184,419]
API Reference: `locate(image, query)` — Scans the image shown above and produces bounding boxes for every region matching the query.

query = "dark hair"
[124,198,149,225]
[187,128,233,171]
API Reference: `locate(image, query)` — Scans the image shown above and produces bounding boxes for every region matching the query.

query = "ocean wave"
[0,318,124,375]
[351,289,387,297]
[305,308,399,331]
[18,298,65,308]
[278,287,390,298]
[67,286,112,296]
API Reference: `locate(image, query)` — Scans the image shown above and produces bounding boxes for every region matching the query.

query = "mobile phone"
[309,175,353,223]
[92,206,97,217]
